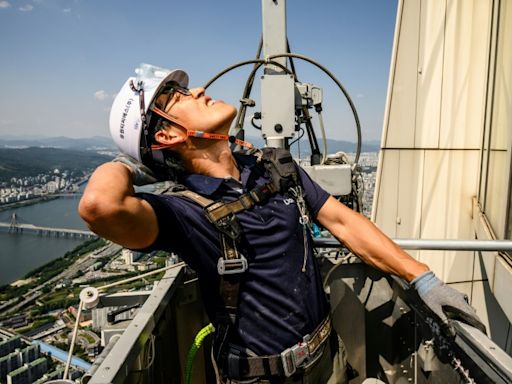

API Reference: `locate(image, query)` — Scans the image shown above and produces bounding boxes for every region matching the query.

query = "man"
[79,64,484,383]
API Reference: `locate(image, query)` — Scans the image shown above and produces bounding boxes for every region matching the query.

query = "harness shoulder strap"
[173,189,214,207]
[162,188,246,327]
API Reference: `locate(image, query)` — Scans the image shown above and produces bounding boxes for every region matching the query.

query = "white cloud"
[62,8,71,13]
[94,90,113,101]
[19,4,33,11]
[356,93,365,99]
[0,1,11,9]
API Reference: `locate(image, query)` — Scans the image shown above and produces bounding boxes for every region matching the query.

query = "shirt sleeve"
[296,165,330,217]
[131,192,188,254]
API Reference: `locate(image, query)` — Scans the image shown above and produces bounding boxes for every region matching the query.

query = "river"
[0,195,87,286]
[0,184,156,286]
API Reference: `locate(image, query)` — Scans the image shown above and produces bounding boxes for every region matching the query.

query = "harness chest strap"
[204,182,277,224]
[198,147,299,225]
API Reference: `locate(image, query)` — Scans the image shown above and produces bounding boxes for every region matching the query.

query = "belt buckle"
[280,341,309,377]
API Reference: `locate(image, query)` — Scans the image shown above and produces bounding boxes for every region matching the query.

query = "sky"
[0,0,398,143]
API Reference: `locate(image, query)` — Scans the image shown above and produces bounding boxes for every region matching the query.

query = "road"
[1,243,121,315]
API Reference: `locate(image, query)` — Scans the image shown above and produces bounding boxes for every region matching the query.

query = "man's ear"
[154,128,186,146]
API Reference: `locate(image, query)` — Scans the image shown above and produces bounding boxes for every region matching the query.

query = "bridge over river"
[0,213,96,239]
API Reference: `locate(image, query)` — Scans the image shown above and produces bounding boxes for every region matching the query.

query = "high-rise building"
[0,337,21,358]
[122,249,144,265]
[6,357,47,384]
[20,345,39,364]
[0,352,20,380]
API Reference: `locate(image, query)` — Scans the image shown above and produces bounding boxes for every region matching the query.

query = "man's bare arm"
[78,162,158,249]
[317,196,428,282]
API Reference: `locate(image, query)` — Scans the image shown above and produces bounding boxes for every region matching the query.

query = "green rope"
[184,323,214,384]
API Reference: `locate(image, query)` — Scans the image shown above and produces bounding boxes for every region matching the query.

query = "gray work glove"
[112,154,158,186]
[411,271,486,337]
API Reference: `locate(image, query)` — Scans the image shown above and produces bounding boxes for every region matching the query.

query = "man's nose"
[189,87,205,98]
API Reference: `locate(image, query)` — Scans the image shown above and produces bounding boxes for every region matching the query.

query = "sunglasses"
[153,83,192,111]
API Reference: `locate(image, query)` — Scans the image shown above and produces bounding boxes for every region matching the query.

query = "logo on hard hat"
[119,98,134,139]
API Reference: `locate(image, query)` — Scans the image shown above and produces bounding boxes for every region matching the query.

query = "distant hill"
[246,135,380,153]
[0,135,380,153]
[0,136,116,150]
[321,138,380,153]
[0,135,380,182]
[0,147,112,182]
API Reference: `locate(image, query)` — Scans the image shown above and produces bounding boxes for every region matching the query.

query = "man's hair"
[161,150,186,180]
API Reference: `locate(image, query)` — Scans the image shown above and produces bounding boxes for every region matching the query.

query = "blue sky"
[0,0,397,142]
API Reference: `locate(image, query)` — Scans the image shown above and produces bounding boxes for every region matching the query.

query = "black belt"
[221,316,332,379]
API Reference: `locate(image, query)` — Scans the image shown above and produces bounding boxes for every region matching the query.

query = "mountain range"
[0,136,116,150]
[0,135,380,153]
[0,147,111,182]
[245,135,380,154]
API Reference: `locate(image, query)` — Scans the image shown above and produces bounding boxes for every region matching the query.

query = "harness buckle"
[217,256,248,275]
[249,184,272,203]
[217,214,243,239]
[280,341,309,377]
[205,206,242,240]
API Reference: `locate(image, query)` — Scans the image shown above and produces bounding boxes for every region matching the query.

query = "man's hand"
[112,154,158,186]
[412,271,486,337]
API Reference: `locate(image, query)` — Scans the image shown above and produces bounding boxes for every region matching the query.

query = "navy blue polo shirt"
[136,153,330,355]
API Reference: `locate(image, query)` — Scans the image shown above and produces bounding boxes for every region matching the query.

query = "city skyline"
[0,0,398,142]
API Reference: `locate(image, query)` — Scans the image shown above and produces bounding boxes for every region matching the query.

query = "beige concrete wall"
[373,0,512,350]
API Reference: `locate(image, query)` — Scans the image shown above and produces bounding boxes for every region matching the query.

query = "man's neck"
[178,141,240,180]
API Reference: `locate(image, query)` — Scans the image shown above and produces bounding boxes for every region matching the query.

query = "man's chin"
[227,104,237,119]
[225,106,238,126]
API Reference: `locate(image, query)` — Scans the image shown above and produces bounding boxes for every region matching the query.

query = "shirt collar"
[181,153,257,196]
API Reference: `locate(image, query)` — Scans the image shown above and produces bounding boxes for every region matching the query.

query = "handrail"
[314,238,512,251]
[389,275,512,384]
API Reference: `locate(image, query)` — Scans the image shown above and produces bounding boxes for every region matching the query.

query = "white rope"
[63,300,84,380]
[98,262,185,292]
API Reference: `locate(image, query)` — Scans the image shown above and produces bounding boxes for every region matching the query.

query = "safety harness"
[162,148,331,378]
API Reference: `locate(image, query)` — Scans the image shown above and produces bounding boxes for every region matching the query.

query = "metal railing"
[314,238,512,252]
[81,239,512,384]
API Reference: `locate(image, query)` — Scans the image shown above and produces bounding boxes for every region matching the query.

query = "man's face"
[155,87,237,134]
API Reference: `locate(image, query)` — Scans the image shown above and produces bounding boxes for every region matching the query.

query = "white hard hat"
[109,63,189,162]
